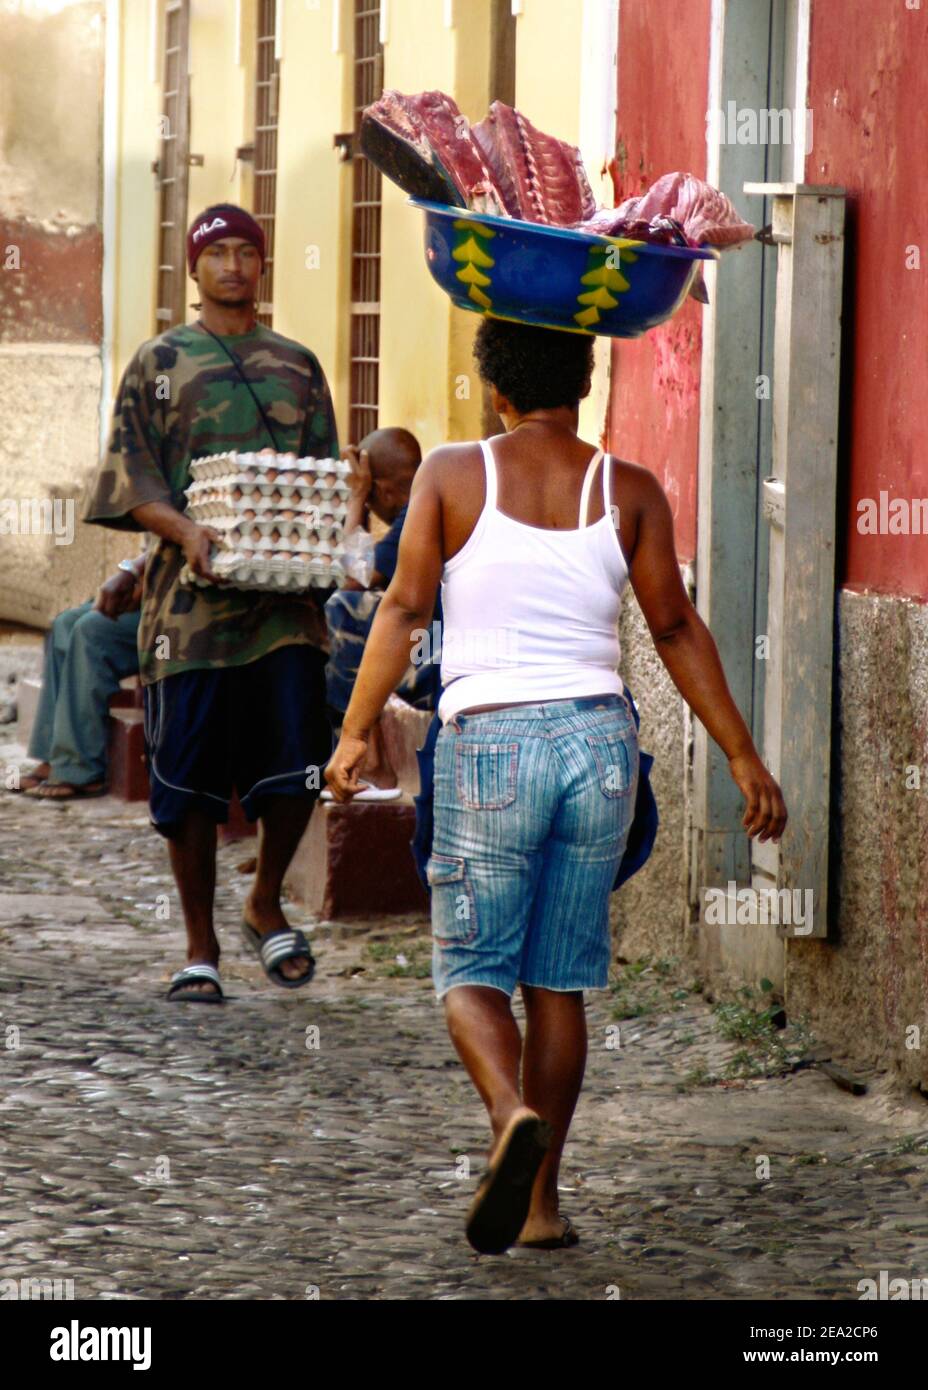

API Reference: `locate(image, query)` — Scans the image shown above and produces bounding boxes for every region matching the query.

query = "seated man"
[15,553,145,799]
[324,428,441,799]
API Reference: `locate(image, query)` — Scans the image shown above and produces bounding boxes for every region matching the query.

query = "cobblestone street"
[1,726,928,1302]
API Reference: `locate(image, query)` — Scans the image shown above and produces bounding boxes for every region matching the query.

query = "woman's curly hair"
[472,316,594,414]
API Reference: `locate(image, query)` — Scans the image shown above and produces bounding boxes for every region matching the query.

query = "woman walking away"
[325,317,787,1255]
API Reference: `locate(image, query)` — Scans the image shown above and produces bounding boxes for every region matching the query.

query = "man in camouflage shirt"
[84,203,337,1002]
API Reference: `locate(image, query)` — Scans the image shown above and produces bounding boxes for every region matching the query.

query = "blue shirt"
[372,503,443,687]
[372,504,407,584]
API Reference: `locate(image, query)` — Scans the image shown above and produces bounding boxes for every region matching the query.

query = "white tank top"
[437,437,630,724]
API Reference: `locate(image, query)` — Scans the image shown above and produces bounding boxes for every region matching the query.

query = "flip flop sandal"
[166,964,224,1004]
[240,919,316,990]
[8,772,47,794]
[24,781,107,800]
[518,1216,580,1250]
[465,1111,553,1256]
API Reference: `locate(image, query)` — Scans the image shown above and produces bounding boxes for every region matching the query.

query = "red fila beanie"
[186,204,266,273]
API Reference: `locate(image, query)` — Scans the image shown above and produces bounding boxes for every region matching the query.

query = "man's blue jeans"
[27,602,141,786]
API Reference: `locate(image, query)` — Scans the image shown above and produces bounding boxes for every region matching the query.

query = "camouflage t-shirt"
[83,322,340,684]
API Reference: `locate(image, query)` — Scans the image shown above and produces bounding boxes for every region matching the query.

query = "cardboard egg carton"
[179,451,352,592]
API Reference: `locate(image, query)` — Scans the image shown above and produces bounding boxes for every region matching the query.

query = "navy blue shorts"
[143,644,332,838]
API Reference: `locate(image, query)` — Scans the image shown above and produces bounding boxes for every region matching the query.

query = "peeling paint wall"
[0,0,113,627]
[607,0,711,563]
[611,0,928,1086]
[0,0,103,340]
[805,0,928,601]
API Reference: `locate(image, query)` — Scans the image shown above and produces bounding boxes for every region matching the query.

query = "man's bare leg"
[167,806,220,998]
[244,795,314,981]
[517,985,587,1242]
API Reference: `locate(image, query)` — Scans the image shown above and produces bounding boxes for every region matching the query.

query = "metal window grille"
[254,0,279,326]
[349,1,383,444]
[155,0,191,329]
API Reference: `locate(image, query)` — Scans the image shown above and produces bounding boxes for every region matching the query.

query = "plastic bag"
[341,527,376,587]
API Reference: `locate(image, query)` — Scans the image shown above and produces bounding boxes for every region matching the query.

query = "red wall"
[0,218,102,344]
[806,0,928,600]
[607,0,712,563]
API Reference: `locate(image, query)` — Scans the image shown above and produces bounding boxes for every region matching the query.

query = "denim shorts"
[427,692,639,1000]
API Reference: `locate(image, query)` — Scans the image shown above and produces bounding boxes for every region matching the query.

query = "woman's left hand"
[325,734,369,801]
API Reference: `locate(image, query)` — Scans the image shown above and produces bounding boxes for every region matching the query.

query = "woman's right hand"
[727,751,788,843]
[325,732,369,802]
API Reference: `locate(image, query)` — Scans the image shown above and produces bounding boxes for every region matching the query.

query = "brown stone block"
[106,708,148,801]
[285,796,429,918]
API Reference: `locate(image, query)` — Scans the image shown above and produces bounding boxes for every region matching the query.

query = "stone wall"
[787,591,928,1089]
[0,0,109,631]
[611,577,691,964]
[0,346,128,628]
[615,584,928,1089]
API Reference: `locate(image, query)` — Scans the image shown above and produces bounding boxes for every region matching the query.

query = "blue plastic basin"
[412,196,719,338]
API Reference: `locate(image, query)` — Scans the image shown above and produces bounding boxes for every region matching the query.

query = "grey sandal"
[240,919,315,990]
[166,963,224,1004]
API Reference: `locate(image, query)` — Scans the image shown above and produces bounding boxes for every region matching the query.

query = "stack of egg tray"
[179,451,352,591]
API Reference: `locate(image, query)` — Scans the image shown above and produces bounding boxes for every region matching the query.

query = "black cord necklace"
[196,318,282,453]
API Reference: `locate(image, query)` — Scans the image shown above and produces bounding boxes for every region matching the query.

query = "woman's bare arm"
[336,456,444,744]
[627,470,787,843]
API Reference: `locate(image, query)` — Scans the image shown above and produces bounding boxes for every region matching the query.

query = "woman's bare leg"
[443,985,525,1147]
[518,985,587,1241]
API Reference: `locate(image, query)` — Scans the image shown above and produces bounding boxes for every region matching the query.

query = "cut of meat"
[360,88,753,281]
[471,101,597,226]
[360,89,507,215]
[577,211,694,246]
[599,171,755,247]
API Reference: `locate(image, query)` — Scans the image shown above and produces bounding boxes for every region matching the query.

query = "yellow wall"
[378,0,463,452]
[273,0,352,428]
[514,0,583,142]
[109,0,612,458]
[514,0,610,448]
[186,0,249,227]
[112,0,160,380]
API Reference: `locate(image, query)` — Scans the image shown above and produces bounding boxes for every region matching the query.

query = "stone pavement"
[1,729,928,1301]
